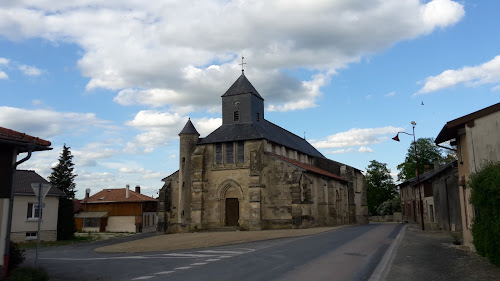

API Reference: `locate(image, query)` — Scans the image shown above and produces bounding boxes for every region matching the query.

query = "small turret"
[177,118,199,224]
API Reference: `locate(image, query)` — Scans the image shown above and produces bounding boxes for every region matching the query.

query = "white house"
[11,170,64,242]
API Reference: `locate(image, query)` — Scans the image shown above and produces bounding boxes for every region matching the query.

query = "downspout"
[4,146,33,278]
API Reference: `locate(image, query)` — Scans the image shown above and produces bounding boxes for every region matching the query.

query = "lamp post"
[393,121,425,231]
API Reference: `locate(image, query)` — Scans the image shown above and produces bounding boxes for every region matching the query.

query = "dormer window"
[234,111,240,122]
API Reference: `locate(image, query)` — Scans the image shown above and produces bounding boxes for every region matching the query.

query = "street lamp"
[393,121,425,231]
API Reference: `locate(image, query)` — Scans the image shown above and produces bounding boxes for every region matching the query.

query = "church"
[158,73,368,233]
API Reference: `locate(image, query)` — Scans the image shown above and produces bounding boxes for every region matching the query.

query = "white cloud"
[18,64,42,76]
[385,91,396,97]
[358,146,374,153]
[0,106,114,139]
[0,0,464,112]
[0,58,9,65]
[0,71,7,79]
[311,126,403,149]
[417,55,500,95]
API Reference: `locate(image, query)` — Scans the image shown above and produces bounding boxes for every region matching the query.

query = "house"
[0,126,51,276]
[10,170,65,242]
[158,73,368,233]
[399,161,461,231]
[435,102,500,249]
[75,185,158,233]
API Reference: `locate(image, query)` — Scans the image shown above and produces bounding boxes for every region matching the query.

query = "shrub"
[469,162,500,266]
[8,242,25,272]
[6,267,49,281]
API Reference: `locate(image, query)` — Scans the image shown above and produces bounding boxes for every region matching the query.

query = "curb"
[369,224,408,281]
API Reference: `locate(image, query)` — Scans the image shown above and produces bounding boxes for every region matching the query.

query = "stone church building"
[158,73,368,233]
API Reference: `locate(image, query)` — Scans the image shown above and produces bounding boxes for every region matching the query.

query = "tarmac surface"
[96,223,500,280]
[384,224,500,281]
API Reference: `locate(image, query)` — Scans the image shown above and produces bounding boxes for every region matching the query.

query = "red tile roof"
[0,126,51,147]
[268,153,347,182]
[85,188,158,203]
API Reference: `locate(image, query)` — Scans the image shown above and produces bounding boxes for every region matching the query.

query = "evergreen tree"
[49,144,77,240]
[397,138,444,181]
[366,160,396,215]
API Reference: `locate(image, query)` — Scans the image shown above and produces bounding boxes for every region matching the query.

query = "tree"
[397,138,444,181]
[49,144,77,240]
[366,160,396,216]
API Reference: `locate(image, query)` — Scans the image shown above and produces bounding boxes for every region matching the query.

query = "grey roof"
[397,160,458,187]
[198,119,325,158]
[222,73,264,100]
[179,118,200,135]
[14,170,65,197]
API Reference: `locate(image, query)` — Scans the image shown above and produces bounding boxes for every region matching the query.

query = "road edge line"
[368,223,407,281]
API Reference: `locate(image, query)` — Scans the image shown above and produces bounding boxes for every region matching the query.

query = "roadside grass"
[19,234,98,249]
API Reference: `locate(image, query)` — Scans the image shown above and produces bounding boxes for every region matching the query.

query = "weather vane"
[239,56,246,73]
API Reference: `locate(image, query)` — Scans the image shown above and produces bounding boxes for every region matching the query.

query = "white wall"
[11,195,59,234]
[106,216,136,232]
[466,111,500,173]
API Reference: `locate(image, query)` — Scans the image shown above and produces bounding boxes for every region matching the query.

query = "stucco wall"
[106,216,136,232]
[11,195,59,241]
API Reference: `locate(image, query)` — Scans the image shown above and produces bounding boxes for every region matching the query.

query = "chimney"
[126,184,130,199]
[135,185,141,194]
[85,188,90,200]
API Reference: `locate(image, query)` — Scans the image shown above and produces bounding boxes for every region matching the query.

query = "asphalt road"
[25,223,403,281]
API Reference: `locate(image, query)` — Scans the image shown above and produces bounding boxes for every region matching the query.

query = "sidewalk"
[385,224,500,281]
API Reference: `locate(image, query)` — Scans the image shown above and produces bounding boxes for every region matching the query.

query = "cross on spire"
[239,56,246,73]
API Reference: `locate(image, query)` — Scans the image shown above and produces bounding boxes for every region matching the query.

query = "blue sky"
[1,0,499,199]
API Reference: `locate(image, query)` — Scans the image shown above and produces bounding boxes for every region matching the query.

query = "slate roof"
[13,170,65,197]
[268,153,347,182]
[179,118,199,135]
[199,120,325,158]
[397,160,458,188]
[222,73,264,100]
[0,126,52,152]
[85,188,158,203]
[435,102,500,144]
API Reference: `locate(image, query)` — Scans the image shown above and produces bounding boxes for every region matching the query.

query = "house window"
[26,232,37,240]
[226,142,234,163]
[216,143,223,164]
[234,111,240,122]
[84,218,99,228]
[238,141,244,163]
[27,203,40,220]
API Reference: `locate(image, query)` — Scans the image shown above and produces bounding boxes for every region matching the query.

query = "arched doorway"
[216,179,244,227]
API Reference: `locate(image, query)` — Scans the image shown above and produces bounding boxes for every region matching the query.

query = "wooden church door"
[225,198,239,226]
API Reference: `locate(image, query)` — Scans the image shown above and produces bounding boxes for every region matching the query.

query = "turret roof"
[179,118,200,135]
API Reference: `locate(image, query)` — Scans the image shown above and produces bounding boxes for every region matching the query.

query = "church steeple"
[221,73,264,125]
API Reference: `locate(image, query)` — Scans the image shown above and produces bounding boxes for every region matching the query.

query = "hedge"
[469,162,500,266]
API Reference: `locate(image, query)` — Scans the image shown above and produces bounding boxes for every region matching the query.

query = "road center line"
[155,271,175,275]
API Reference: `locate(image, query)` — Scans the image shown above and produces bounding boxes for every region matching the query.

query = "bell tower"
[221,73,264,125]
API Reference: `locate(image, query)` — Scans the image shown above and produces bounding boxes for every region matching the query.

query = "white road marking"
[205,258,220,262]
[162,253,217,258]
[190,262,208,265]
[155,271,174,275]
[174,266,192,270]
[199,250,248,254]
[132,276,154,280]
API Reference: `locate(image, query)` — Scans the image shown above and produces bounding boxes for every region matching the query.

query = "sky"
[1,0,499,199]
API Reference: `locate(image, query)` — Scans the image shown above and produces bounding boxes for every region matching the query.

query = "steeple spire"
[179,118,199,135]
